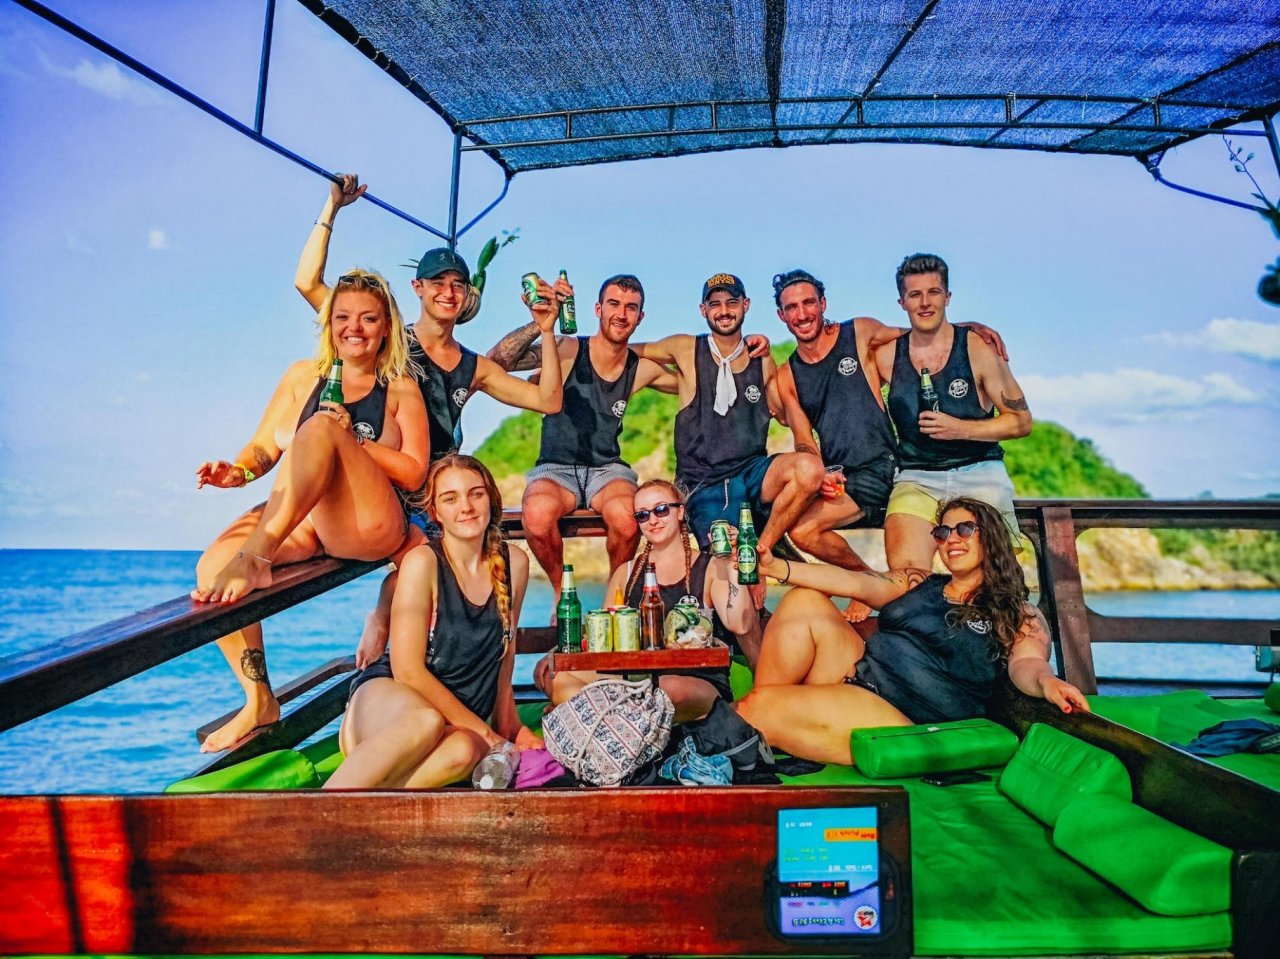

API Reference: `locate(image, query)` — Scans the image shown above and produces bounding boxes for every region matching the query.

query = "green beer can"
[585,610,614,653]
[709,520,733,558]
[613,608,640,651]
[521,272,544,306]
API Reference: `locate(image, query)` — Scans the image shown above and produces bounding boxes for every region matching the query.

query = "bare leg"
[736,684,910,765]
[885,512,938,572]
[325,678,446,788]
[591,479,641,577]
[658,675,720,723]
[195,416,405,604]
[194,510,322,752]
[754,588,865,687]
[546,668,604,705]
[789,493,871,569]
[354,529,428,668]
[757,451,824,553]
[522,478,578,622]
[734,606,765,671]
[401,726,489,788]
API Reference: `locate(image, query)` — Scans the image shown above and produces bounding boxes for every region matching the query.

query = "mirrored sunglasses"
[633,502,679,523]
[931,520,979,543]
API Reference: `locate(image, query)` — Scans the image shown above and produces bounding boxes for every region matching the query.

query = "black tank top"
[297,376,387,443]
[537,337,638,467]
[888,329,1003,471]
[409,331,478,461]
[357,541,510,719]
[625,551,733,668]
[787,321,897,472]
[855,575,1002,724]
[674,336,771,487]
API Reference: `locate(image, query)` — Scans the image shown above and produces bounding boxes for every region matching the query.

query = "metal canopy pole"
[447,131,463,250]
[1140,152,1271,214]
[1264,112,1280,181]
[252,0,277,135]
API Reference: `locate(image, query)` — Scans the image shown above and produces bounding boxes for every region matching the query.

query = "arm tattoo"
[240,648,270,685]
[249,444,273,477]
[794,442,818,456]
[1000,391,1029,412]
[487,321,543,372]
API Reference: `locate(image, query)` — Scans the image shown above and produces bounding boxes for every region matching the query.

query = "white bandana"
[709,338,745,416]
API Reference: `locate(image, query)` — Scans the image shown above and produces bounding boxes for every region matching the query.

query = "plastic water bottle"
[472,741,520,790]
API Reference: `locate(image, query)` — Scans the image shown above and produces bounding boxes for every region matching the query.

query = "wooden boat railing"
[0,499,1276,774]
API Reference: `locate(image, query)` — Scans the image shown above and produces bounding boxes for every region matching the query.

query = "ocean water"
[0,549,1276,795]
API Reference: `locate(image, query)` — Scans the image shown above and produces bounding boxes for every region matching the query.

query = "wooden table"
[552,646,730,673]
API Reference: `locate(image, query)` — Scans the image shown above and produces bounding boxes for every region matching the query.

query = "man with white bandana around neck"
[636,273,823,566]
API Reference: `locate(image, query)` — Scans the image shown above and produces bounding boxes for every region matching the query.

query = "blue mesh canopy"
[301,0,1280,175]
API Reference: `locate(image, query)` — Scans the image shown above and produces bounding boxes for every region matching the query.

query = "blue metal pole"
[253,0,277,135]
[456,176,512,240]
[447,132,463,250]
[1263,113,1280,183]
[1141,156,1270,214]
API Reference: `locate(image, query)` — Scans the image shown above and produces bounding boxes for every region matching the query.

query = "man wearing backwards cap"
[636,273,823,605]
[295,174,563,466]
[294,174,565,665]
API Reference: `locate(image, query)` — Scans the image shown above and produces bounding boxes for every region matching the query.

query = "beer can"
[521,272,544,305]
[709,520,733,557]
[585,609,613,653]
[613,607,641,651]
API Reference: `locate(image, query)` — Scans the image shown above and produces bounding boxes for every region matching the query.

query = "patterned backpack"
[542,678,674,786]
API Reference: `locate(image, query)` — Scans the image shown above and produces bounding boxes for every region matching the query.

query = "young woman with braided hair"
[536,480,763,722]
[327,455,541,788]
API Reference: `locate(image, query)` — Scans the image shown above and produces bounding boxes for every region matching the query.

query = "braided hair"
[420,454,512,646]
[624,479,694,600]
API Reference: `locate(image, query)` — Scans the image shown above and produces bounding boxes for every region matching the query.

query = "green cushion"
[779,762,1230,954]
[1054,795,1231,916]
[166,748,321,793]
[729,657,754,700]
[998,724,1131,826]
[851,718,1018,779]
[1266,682,1280,714]
[517,700,549,732]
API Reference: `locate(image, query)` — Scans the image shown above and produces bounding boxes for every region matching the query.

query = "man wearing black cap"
[295,174,564,468]
[638,273,823,570]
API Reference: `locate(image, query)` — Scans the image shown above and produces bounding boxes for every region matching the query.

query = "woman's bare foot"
[192,547,274,603]
[843,597,872,624]
[200,693,281,753]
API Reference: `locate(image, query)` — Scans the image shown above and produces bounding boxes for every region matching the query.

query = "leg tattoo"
[240,648,270,685]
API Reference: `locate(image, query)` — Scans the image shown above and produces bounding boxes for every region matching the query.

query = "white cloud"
[1021,367,1264,423]
[36,51,162,105]
[147,228,169,251]
[1146,317,1280,363]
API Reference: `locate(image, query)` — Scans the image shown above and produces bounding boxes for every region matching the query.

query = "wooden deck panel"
[0,787,911,956]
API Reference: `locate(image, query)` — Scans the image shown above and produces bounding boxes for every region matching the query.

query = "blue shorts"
[681,455,776,547]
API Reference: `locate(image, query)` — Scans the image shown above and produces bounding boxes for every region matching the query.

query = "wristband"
[315,220,333,231]
[777,558,791,585]
[234,462,256,483]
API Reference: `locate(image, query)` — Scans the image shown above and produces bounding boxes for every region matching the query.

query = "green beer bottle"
[919,366,940,413]
[736,503,759,585]
[320,359,345,407]
[556,565,583,652]
[557,269,577,334]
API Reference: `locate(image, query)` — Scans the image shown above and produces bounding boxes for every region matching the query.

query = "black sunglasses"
[931,520,979,543]
[634,502,679,522]
[337,273,384,291]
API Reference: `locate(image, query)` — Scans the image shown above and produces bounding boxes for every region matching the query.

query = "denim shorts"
[681,454,776,547]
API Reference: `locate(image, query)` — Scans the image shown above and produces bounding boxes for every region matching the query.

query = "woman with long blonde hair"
[326,455,540,789]
[537,479,762,722]
[191,270,429,751]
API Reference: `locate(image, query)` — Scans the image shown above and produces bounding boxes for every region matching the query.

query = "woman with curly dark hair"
[736,497,1088,765]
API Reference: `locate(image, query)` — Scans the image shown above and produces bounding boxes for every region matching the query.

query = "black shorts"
[837,452,896,529]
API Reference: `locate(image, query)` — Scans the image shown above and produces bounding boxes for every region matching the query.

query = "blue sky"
[1,0,1278,550]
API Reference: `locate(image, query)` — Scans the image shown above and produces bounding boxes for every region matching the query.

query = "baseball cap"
[701,272,746,302]
[415,247,471,283]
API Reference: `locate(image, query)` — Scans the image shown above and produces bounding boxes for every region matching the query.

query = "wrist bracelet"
[234,463,256,483]
[778,558,792,585]
[315,220,333,231]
